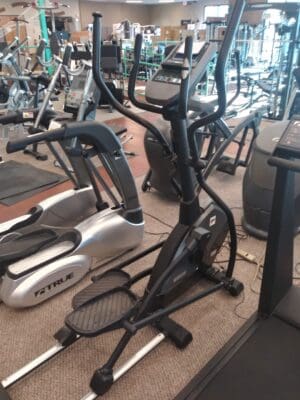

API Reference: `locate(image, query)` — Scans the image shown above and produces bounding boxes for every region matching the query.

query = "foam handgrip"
[6,127,65,154]
[62,44,73,66]
[36,39,47,58]
[134,34,142,62]
[268,156,300,173]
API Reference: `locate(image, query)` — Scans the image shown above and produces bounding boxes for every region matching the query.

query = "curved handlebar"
[188,0,246,135]
[92,12,171,153]
[268,156,300,173]
[36,39,47,58]
[178,35,193,118]
[127,34,162,114]
[62,43,72,66]
[1,37,18,57]
[7,127,65,153]
[227,50,241,107]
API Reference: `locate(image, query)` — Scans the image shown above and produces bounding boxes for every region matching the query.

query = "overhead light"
[126,0,143,3]
[159,0,175,3]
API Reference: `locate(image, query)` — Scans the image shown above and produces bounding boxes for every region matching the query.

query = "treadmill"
[176,116,300,400]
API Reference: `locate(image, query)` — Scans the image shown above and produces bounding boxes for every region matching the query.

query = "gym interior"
[0,1,300,399]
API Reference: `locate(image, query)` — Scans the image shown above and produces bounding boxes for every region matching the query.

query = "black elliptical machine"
[140,38,261,200]
[0,4,244,399]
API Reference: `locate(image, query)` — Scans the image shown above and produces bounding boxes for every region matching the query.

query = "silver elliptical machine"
[0,46,144,309]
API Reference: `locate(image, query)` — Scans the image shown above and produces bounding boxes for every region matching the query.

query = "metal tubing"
[80,334,166,400]
[113,333,165,381]
[1,343,66,389]
[116,241,165,270]
[133,283,224,330]
[34,63,63,128]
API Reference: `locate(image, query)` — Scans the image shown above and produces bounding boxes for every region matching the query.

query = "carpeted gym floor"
[1,110,299,400]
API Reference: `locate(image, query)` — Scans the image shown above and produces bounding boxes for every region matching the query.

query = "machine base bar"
[1,337,78,389]
[80,333,166,400]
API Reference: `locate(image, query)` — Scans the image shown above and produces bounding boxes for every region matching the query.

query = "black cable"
[143,211,174,229]
[144,230,170,236]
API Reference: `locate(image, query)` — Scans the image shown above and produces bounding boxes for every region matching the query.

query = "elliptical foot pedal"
[217,157,237,175]
[72,269,130,309]
[66,287,137,336]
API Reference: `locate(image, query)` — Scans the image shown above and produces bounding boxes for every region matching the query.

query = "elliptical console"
[146,41,217,106]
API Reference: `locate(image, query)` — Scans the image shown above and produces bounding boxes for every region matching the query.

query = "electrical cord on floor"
[144,230,170,237]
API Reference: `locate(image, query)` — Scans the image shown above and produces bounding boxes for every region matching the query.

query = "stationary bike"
[0,5,244,399]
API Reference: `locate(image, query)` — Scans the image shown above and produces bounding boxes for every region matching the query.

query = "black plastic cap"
[93,12,102,18]
[90,367,114,395]
[0,383,11,400]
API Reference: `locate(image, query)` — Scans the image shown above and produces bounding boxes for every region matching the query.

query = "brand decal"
[209,215,216,227]
[34,273,74,297]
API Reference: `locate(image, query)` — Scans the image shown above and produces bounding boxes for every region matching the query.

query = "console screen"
[175,41,206,59]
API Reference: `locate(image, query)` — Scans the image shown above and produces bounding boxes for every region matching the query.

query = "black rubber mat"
[72,269,130,309]
[66,288,137,336]
[0,161,68,206]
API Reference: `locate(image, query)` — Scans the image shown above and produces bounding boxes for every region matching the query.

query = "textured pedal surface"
[72,269,130,309]
[217,158,236,175]
[66,288,137,336]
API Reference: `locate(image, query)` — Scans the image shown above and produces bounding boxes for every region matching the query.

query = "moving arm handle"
[1,37,18,57]
[178,35,193,118]
[227,49,241,107]
[188,0,246,135]
[36,39,47,58]
[127,34,162,114]
[92,12,171,153]
[62,43,72,66]
[268,156,300,173]
[6,127,66,153]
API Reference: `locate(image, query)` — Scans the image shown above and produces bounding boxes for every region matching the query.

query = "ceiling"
[86,0,198,4]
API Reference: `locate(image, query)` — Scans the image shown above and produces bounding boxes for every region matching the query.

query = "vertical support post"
[258,167,295,316]
[37,0,52,64]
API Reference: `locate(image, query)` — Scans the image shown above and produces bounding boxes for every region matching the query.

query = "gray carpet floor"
[2,167,300,400]
[1,108,299,399]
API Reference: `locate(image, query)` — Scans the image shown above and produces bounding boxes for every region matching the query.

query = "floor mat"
[0,160,68,205]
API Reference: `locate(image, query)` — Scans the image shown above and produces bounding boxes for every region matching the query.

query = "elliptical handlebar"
[127,34,162,114]
[1,37,18,58]
[188,0,246,134]
[227,49,241,107]
[62,43,72,66]
[36,39,47,59]
[178,35,193,118]
[92,12,171,153]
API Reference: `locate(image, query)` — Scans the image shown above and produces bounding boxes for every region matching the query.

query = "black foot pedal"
[66,288,137,336]
[217,157,237,175]
[72,269,130,309]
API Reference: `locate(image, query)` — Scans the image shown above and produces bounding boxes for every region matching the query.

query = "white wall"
[149,0,229,27]
[79,1,151,29]
[0,0,81,45]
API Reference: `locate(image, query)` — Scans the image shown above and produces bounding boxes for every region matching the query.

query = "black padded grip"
[178,35,193,117]
[62,44,72,66]
[268,156,300,173]
[36,39,46,58]
[134,34,142,63]
[6,127,65,153]
[93,12,103,18]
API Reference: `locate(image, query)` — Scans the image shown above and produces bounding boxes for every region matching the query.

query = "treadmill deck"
[177,315,300,400]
